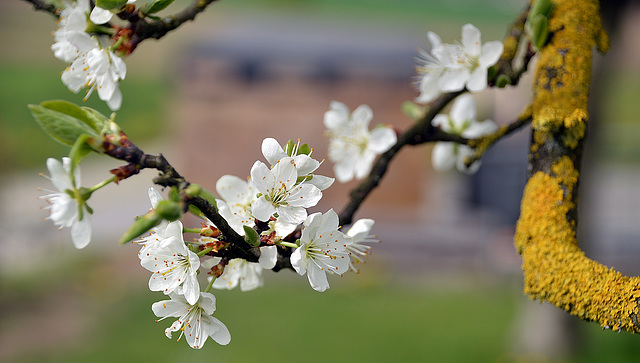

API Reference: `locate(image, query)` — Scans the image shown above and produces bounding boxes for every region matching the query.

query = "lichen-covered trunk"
[514,0,640,332]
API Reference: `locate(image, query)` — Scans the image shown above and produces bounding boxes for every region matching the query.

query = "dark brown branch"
[123,0,220,50]
[338,4,535,226]
[464,108,533,166]
[103,134,260,262]
[21,0,59,17]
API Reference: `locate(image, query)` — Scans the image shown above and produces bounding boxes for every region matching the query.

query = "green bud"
[95,0,128,11]
[155,200,183,221]
[401,101,423,121]
[119,212,162,244]
[140,0,176,14]
[243,225,261,247]
[185,184,202,197]
[496,74,512,88]
[526,0,554,51]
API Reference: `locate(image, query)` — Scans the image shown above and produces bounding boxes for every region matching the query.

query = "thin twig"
[21,0,59,17]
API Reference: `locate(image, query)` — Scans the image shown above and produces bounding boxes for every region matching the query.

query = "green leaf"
[243,225,261,247]
[140,0,175,14]
[81,106,109,132]
[526,0,554,51]
[29,104,99,146]
[41,100,105,133]
[95,0,127,11]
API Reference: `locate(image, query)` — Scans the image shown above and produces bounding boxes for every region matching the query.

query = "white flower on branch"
[51,0,91,62]
[416,24,503,102]
[152,292,230,349]
[140,222,201,305]
[60,33,126,111]
[324,101,397,183]
[215,174,257,235]
[250,158,322,225]
[210,246,277,292]
[290,209,351,292]
[345,219,378,273]
[261,138,334,191]
[431,94,497,174]
[40,157,92,249]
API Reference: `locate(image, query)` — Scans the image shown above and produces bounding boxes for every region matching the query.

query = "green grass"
[0,63,167,172]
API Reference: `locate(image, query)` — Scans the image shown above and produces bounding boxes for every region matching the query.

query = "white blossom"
[344,219,378,273]
[438,24,504,93]
[210,246,277,292]
[61,33,126,111]
[250,158,322,225]
[152,292,230,349]
[415,31,447,103]
[51,0,91,62]
[90,0,137,24]
[140,222,201,305]
[416,24,503,103]
[324,102,396,183]
[40,157,92,249]
[290,210,351,292]
[261,138,334,191]
[431,94,497,174]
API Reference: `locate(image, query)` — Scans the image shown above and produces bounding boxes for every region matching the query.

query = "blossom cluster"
[415,24,503,104]
[51,0,127,110]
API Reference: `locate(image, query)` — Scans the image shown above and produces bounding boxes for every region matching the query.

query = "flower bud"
[119,212,162,244]
[155,200,183,221]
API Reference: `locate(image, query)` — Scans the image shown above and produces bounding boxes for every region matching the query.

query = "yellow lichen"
[515,159,640,332]
[515,0,640,333]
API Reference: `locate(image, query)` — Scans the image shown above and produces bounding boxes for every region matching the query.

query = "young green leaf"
[243,225,261,247]
[140,0,175,14]
[95,0,127,11]
[29,103,99,146]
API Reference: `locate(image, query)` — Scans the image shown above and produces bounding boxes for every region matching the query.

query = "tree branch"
[21,0,59,17]
[513,0,640,333]
[338,4,536,226]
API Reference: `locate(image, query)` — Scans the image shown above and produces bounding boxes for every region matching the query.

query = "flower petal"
[432,142,457,171]
[71,211,91,249]
[90,7,114,24]
[479,41,504,67]
[259,245,277,269]
[261,138,286,166]
[450,94,476,127]
[461,23,482,56]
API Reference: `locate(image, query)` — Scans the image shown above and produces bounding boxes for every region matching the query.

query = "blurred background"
[2,0,640,361]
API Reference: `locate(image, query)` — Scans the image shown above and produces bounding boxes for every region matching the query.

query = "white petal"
[333,161,356,183]
[182,274,201,305]
[461,24,482,56]
[307,263,330,292]
[427,31,441,49]
[352,104,373,129]
[479,41,504,67]
[456,146,481,174]
[71,211,91,249]
[90,7,114,24]
[259,245,277,269]
[354,151,376,180]
[368,127,396,153]
[251,197,276,222]
[46,158,73,191]
[438,68,469,92]
[432,114,450,130]
[249,161,271,193]
[290,248,305,276]
[323,101,350,130]
[261,138,286,166]
[293,154,320,176]
[416,73,442,104]
[208,316,231,345]
[106,86,122,111]
[347,219,375,239]
[462,119,498,138]
[306,175,334,191]
[66,31,98,53]
[432,142,457,171]
[276,206,307,225]
[466,67,488,93]
[148,187,163,208]
[450,94,477,127]
[216,175,249,203]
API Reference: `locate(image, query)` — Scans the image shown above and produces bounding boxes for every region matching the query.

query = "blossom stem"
[197,246,215,257]
[87,175,117,194]
[204,275,216,293]
[277,241,298,249]
[183,227,202,234]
